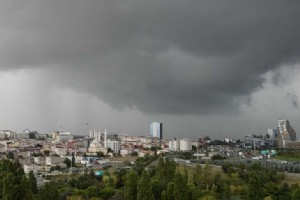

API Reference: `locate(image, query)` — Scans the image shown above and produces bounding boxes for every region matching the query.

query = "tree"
[64,158,72,168]
[66,195,83,200]
[264,182,279,199]
[161,190,167,200]
[20,176,33,200]
[103,174,117,188]
[1,160,31,200]
[246,173,265,200]
[72,153,76,167]
[166,182,175,200]
[214,173,228,200]
[2,172,33,200]
[137,171,155,200]
[6,152,14,160]
[131,151,138,156]
[107,147,114,153]
[278,182,291,200]
[211,154,226,160]
[73,174,98,190]
[32,152,44,157]
[96,151,105,157]
[290,184,300,200]
[173,170,188,200]
[155,158,176,184]
[38,181,59,200]
[2,173,16,200]
[28,171,38,194]
[100,187,115,200]
[151,178,165,200]
[125,170,138,200]
[44,150,50,156]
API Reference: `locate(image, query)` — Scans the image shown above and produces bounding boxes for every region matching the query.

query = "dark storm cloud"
[271,72,286,86]
[1,0,300,114]
[287,93,298,108]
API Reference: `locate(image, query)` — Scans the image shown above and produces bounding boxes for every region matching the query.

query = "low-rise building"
[45,156,64,166]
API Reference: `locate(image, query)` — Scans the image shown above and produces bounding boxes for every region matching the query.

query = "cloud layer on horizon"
[1,0,300,115]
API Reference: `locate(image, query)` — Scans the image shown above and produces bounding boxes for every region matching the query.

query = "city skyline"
[0,1,300,139]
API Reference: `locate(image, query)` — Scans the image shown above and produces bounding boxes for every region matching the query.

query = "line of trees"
[1,156,300,199]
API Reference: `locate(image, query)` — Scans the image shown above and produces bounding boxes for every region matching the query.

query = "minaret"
[104,129,107,148]
[89,130,93,138]
[97,129,101,141]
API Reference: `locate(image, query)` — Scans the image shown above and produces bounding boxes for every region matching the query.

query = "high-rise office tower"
[277,119,296,148]
[150,122,163,139]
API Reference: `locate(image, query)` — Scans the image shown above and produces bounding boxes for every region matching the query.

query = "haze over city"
[1,1,300,139]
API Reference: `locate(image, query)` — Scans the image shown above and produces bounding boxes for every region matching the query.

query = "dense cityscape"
[1,1,300,200]
[0,119,300,199]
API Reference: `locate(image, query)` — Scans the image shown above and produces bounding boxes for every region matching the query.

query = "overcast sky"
[0,1,300,140]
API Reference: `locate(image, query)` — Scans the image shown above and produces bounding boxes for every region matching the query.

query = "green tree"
[278,182,291,200]
[38,181,59,200]
[246,173,265,200]
[73,174,98,190]
[100,187,115,199]
[66,195,83,200]
[6,152,14,160]
[1,160,32,200]
[20,176,33,200]
[137,171,155,200]
[28,171,38,194]
[264,182,279,199]
[173,170,188,200]
[166,182,174,200]
[161,190,167,200]
[107,147,114,153]
[2,173,16,200]
[211,154,226,160]
[44,150,50,156]
[90,168,96,178]
[131,151,138,156]
[214,173,227,200]
[2,173,32,200]
[72,153,76,167]
[64,158,72,168]
[155,158,176,184]
[291,184,300,200]
[96,151,105,157]
[151,178,165,200]
[125,170,138,200]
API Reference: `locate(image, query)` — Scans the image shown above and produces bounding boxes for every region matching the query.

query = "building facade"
[150,122,163,139]
[179,138,192,151]
[277,119,297,148]
[169,139,180,151]
[107,140,121,154]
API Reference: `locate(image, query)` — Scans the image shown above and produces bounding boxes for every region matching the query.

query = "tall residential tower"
[150,122,163,140]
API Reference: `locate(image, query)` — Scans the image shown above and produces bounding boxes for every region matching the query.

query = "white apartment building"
[107,140,121,154]
[0,130,16,139]
[169,138,192,151]
[56,132,74,142]
[51,146,68,156]
[120,149,133,156]
[179,138,192,151]
[169,139,180,151]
